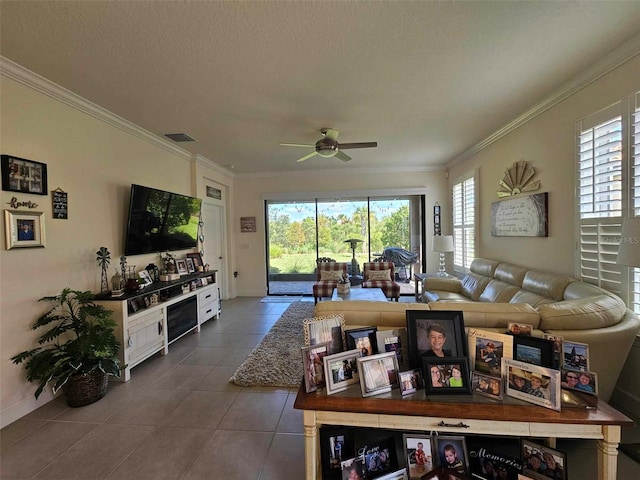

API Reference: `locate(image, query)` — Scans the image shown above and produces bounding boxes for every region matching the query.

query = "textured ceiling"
[2,1,640,175]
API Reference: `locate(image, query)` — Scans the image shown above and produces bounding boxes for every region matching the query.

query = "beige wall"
[0,77,233,426]
[232,171,448,296]
[448,54,640,276]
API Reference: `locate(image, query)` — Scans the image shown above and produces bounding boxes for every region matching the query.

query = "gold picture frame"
[4,210,45,249]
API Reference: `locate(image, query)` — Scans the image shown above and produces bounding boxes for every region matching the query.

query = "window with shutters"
[577,94,639,311]
[452,172,475,273]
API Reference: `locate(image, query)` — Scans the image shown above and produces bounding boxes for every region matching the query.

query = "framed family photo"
[398,369,423,396]
[471,371,503,400]
[503,358,561,411]
[357,351,399,397]
[303,314,345,353]
[138,270,153,287]
[323,349,361,395]
[186,252,204,269]
[562,340,590,372]
[376,328,409,369]
[507,322,533,336]
[302,341,331,393]
[513,335,555,368]
[175,259,188,275]
[423,357,471,395]
[560,368,598,396]
[4,210,45,249]
[403,434,434,478]
[319,426,355,480]
[1,155,48,195]
[522,439,567,480]
[406,310,467,369]
[345,326,378,356]
[467,329,513,377]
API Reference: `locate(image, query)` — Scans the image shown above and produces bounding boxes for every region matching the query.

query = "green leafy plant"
[11,288,121,399]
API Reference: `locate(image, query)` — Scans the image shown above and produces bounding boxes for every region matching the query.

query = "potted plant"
[11,288,121,407]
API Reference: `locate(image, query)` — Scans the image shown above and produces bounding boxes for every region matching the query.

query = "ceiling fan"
[280,128,377,163]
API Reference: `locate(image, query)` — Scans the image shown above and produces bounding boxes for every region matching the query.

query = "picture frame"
[345,326,378,357]
[185,257,196,273]
[434,435,470,475]
[138,270,153,287]
[376,327,409,369]
[302,341,331,393]
[1,155,48,195]
[323,349,361,395]
[406,310,467,369]
[503,358,561,411]
[358,436,398,479]
[341,457,366,480]
[399,369,424,396]
[507,322,533,336]
[403,433,434,478]
[4,209,45,249]
[186,252,204,269]
[543,333,563,368]
[467,328,513,377]
[175,259,188,275]
[423,357,472,395]
[303,314,345,353]
[560,368,598,396]
[319,426,355,480]
[521,439,567,480]
[357,351,399,397]
[562,339,590,372]
[376,469,409,480]
[471,371,503,401]
[513,335,555,368]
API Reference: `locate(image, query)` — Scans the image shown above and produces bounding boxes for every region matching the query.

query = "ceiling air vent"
[164,133,197,142]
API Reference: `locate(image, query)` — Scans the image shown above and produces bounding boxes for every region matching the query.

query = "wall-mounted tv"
[124,184,202,256]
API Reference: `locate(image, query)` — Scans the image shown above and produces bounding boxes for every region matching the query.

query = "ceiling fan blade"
[296,151,320,163]
[280,143,315,148]
[323,128,340,141]
[339,142,378,150]
[335,150,351,162]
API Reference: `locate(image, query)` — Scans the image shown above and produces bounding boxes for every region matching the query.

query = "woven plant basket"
[62,370,109,407]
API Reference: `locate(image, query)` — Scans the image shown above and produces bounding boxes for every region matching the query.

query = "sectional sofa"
[314,258,640,401]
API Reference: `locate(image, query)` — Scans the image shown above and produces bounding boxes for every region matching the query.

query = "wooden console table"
[294,384,632,480]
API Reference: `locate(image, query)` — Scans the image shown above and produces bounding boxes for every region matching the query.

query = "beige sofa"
[314,258,640,401]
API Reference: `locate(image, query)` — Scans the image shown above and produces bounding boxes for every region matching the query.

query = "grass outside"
[269,253,370,274]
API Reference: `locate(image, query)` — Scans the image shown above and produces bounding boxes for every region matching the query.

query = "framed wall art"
[4,210,45,249]
[1,155,48,195]
[240,216,256,232]
[406,310,467,369]
[491,192,548,237]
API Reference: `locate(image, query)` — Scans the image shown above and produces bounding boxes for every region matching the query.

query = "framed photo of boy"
[434,435,469,475]
[422,357,471,395]
[406,310,467,369]
[4,210,45,249]
[562,340,590,372]
[1,155,48,195]
[513,335,555,368]
[346,326,378,357]
[323,349,361,395]
[560,368,598,396]
[302,341,331,393]
[403,434,434,478]
[467,329,513,377]
[398,369,423,396]
[503,358,561,411]
[521,439,567,480]
[319,426,355,480]
[357,351,399,397]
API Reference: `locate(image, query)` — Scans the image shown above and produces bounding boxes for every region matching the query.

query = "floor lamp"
[433,235,454,276]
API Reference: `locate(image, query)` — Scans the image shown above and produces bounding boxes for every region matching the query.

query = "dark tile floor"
[1,297,638,479]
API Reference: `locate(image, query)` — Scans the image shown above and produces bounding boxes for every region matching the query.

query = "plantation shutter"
[629,93,640,312]
[453,173,475,271]
[577,103,623,295]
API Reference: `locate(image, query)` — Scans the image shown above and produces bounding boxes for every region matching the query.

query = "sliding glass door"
[266,195,424,295]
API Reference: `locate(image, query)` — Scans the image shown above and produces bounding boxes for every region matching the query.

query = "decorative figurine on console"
[96,247,111,294]
[160,252,180,281]
[110,270,124,297]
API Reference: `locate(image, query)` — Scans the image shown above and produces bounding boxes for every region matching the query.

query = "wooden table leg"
[303,410,319,480]
[597,425,621,480]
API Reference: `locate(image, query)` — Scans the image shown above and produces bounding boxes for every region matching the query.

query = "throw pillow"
[367,269,391,281]
[320,270,344,281]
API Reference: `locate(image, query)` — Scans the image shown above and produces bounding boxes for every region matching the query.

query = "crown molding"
[236,163,444,179]
[0,56,194,161]
[446,33,640,170]
[194,154,236,178]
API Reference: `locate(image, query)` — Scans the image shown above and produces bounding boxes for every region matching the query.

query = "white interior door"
[202,202,226,298]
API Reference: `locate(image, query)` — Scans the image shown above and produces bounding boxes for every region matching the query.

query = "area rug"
[230,301,315,387]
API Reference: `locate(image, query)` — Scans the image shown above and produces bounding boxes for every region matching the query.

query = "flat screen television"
[124,184,202,256]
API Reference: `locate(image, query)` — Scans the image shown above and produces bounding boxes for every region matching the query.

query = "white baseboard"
[0,391,56,428]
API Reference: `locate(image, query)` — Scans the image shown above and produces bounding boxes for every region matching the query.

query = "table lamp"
[432,235,454,276]
[616,217,640,268]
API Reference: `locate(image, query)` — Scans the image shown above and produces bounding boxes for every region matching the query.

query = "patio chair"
[362,261,400,301]
[313,260,348,304]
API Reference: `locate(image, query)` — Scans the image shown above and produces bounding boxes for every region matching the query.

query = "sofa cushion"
[314,300,430,328]
[461,273,491,301]
[423,291,470,303]
[521,271,573,301]
[537,294,627,330]
[470,258,500,276]
[478,280,520,303]
[562,281,609,300]
[494,263,527,287]
[509,290,557,308]
[429,301,540,329]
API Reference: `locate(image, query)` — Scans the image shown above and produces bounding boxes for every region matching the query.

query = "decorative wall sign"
[1,155,48,195]
[433,203,441,236]
[4,209,46,249]
[240,216,257,233]
[52,188,68,219]
[206,185,222,199]
[497,160,540,197]
[491,192,548,237]
[6,196,39,209]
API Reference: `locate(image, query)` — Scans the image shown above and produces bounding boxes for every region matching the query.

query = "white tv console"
[96,271,219,381]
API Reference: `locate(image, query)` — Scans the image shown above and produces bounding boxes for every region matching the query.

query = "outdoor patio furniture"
[362,261,400,301]
[313,260,348,304]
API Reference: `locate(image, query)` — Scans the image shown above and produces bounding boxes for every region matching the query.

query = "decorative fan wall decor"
[497,160,540,197]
